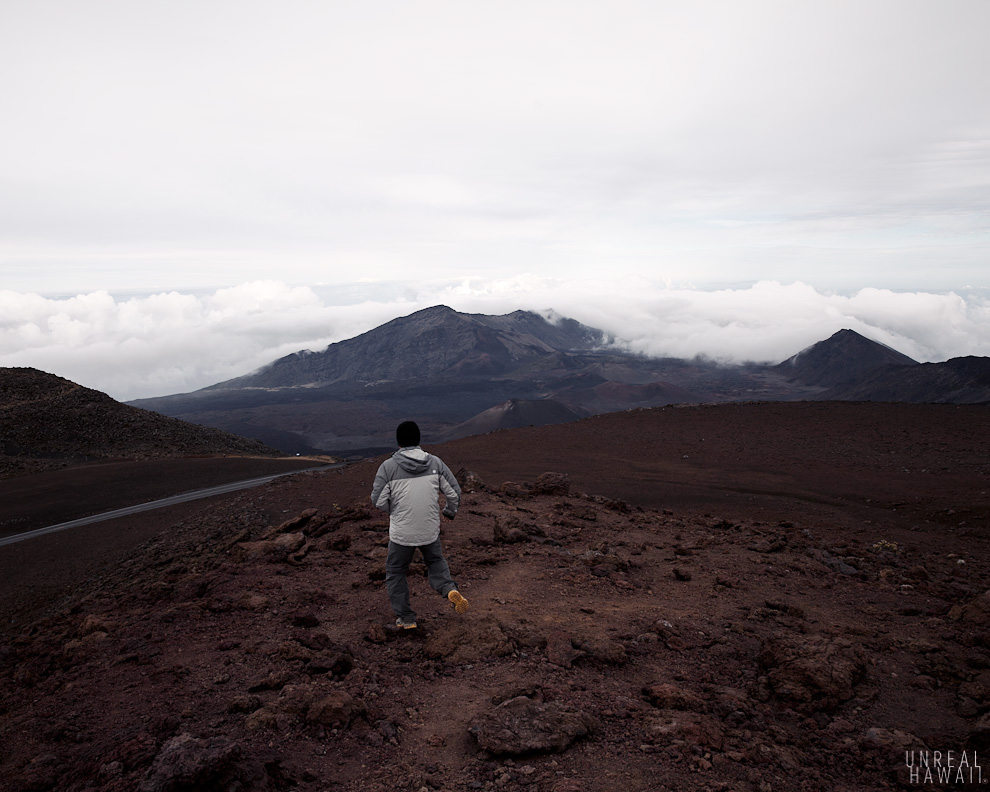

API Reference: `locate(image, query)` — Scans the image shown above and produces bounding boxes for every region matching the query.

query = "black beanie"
[396,420,421,448]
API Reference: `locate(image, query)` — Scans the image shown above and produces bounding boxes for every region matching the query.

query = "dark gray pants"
[385,538,456,622]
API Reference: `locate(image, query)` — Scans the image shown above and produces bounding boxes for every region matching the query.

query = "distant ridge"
[211,305,608,390]
[775,329,918,387]
[824,356,990,404]
[0,368,280,478]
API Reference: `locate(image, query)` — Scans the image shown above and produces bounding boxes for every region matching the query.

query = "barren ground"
[2,401,990,792]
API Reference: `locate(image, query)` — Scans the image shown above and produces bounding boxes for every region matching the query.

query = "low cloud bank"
[2,278,988,401]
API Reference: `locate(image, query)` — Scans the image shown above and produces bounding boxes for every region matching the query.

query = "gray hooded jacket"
[370,447,462,546]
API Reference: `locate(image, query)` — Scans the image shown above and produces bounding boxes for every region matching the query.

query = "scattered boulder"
[546,632,585,668]
[493,514,545,544]
[79,614,115,636]
[576,637,628,666]
[532,472,570,496]
[499,481,531,499]
[235,533,307,564]
[271,508,318,535]
[642,683,706,712]
[244,707,284,732]
[493,515,530,544]
[760,634,867,713]
[424,617,513,664]
[642,710,724,750]
[306,691,365,728]
[273,532,307,556]
[364,623,388,644]
[750,535,787,554]
[228,694,262,714]
[950,590,990,625]
[326,532,352,552]
[306,647,353,677]
[140,732,282,792]
[290,611,320,629]
[275,684,318,717]
[469,695,594,756]
[456,468,487,492]
[809,548,860,576]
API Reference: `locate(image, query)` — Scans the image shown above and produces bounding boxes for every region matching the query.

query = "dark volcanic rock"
[2,400,988,792]
[760,634,868,713]
[469,695,594,756]
[140,733,281,792]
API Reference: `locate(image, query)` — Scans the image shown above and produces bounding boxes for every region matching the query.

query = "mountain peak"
[217,306,608,390]
[775,329,918,387]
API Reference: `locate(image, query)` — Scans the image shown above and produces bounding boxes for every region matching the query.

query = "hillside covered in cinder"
[0,368,282,479]
[824,355,990,404]
[2,401,989,791]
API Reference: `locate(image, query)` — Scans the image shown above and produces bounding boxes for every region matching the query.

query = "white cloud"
[2,3,989,392]
[2,279,988,402]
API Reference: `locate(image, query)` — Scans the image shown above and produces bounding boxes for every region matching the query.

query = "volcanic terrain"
[2,400,990,791]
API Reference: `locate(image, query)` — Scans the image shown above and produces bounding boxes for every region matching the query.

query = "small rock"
[546,632,585,669]
[273,508,318,534]
[642,709,724,750]
[307,691,364,728]
[139,732,279,792]
[532,472,570,496]
[290,611,320,628]
[950,590,990,625]
[456,468,487,492]
[642,683,706,712]
[493,515,532,544]
[365,623,388,644]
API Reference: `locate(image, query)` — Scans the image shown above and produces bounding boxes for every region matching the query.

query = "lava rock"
[469,695,594,756]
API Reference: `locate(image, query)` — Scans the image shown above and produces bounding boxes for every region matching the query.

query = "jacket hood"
[392,447,432,474]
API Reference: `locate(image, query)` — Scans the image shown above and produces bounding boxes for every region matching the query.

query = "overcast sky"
[2,1,989,400]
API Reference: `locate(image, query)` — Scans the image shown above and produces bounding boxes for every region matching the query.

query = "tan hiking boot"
[447,590,469,614]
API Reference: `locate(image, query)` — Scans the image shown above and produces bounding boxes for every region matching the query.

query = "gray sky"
[1,1,989,399]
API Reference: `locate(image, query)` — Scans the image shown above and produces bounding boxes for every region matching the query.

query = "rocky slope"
[2,401,989,791]
[0,368,281,479]
[825,356,990,404]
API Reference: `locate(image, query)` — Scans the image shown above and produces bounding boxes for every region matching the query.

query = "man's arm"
[437,460,461,518]
[370,463,392,514]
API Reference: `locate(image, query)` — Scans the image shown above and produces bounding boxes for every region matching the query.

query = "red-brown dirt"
[1,401,989,792]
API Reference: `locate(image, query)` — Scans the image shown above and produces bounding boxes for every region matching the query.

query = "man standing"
[370,420,469,629]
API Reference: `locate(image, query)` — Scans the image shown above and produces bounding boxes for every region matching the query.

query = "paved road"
[0,463,342,548]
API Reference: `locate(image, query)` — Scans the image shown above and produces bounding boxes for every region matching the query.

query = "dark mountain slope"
[775,328,918,387]
[0,368,280,478]
[824,355,990,403]
[211,306,608,390]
